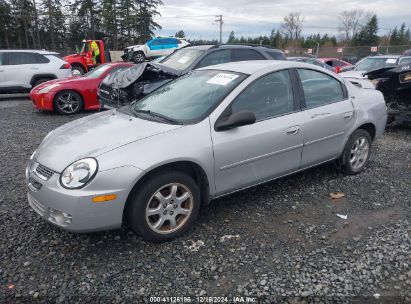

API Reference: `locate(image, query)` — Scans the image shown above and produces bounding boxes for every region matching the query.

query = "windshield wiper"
[129,107,180,124]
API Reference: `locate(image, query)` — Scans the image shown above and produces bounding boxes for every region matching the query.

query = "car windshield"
[355,57,398,72]
[84,64,113,78]
[159,48,205,70]
[130,70,246,123]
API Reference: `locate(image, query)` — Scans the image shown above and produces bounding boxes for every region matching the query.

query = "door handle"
[311,112,330,119]
[343,111,354,119]
[286,126,300,135]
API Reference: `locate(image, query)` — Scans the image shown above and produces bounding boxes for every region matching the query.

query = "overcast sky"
[154,0,411,41]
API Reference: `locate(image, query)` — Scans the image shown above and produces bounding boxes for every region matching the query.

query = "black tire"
[53,90,84,115]
[71,65,85,76]
[338,129,372,175]
[33,78,52,88]
[126,171,201,242]
[132,51,145,64]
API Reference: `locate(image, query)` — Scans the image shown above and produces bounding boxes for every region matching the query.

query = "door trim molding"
[220,143,303,171]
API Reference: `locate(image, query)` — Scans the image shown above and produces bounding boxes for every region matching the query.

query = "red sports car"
[30,62,133,115]
[318,58,352,73]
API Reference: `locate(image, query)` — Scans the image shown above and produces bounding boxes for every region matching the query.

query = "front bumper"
[29,92,54,111]
[26,160,143,233]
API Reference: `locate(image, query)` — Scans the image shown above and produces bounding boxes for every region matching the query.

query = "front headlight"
[38,83,60,94]
[60,158,98,189]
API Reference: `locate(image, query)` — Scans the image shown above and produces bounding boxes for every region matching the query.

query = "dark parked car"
[287,56,337,72]
[98,44,286,108]
[365,63,411,126]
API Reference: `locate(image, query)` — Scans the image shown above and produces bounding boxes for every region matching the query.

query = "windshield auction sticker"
[177,56,191,64]
[207,73,239,86]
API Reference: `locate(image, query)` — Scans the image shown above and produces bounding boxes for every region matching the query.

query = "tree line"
[226,11,410,51]
[0,0,162,51]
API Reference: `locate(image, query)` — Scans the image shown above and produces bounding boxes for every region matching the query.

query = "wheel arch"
[71,62,88,73]
[52,89,85,112]
[30,74,57,87]
[357,122,376,141]
[123,160,211,218]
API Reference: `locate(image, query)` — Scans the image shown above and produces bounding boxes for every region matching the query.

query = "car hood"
[340,70,367,79]
[126,44,144,50]
[31,76,85,92]
[35,109,182,172]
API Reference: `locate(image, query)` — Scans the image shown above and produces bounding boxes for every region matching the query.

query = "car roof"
[0,49,59,55]
[199,60,318,75]
[184,45,214,50]
[368,55,401,59]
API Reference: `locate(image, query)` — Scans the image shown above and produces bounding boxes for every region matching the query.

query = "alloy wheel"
[57,92,80,114]
[145,183,193,234]
[349,136,370,170]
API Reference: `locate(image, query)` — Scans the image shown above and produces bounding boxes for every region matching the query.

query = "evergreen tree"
[227,30,235,43]
[175,30,185,38]
[353,14,379,46]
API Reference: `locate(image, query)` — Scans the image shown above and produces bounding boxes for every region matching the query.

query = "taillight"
[60,63,71,69]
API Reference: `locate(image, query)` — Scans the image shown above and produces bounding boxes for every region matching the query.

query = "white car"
[340,55,411,89]
[122,37,190,63]
[0,50,72,93]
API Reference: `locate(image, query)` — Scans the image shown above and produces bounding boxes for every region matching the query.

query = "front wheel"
[126,171,201,242]
[132,51,145,64]
[338,129,372,175]
[53,90,84,115]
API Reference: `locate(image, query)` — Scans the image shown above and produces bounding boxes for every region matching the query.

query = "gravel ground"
[0,96,410,303]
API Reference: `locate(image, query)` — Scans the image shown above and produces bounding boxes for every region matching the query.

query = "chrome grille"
[35,163,54,180]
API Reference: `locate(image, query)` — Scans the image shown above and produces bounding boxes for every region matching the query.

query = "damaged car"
[365,64,411,126]
[98,44,286,109]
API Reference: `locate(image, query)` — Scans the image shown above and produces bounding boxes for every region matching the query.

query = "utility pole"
[215,15,223,44]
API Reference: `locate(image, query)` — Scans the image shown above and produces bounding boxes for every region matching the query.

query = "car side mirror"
[215,110,256,132]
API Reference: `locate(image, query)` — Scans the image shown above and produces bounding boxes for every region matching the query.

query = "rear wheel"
[71,65,85,76]
[53,90,83,115]
[126,171,201,242]
[338,129,372,175]
[132,51,145,64]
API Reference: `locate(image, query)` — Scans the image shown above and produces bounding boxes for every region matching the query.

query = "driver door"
[210,70,304,195]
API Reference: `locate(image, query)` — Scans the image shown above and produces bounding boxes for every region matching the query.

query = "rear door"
[2,52,36,88]
[211,69,304,194]
[296,68,355,167]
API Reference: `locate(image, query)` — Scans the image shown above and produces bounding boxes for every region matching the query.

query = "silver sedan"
[26,61,387,242]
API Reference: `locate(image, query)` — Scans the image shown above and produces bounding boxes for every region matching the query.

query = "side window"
[232,49,265,61]
[297,69,345,108]
[5,52,30,65]
[196,50,231,68]
[150,40,161,46]
[35,53,50,64]
[230,70,295,121]
[399,57,411,65]
[0,52,3,65]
